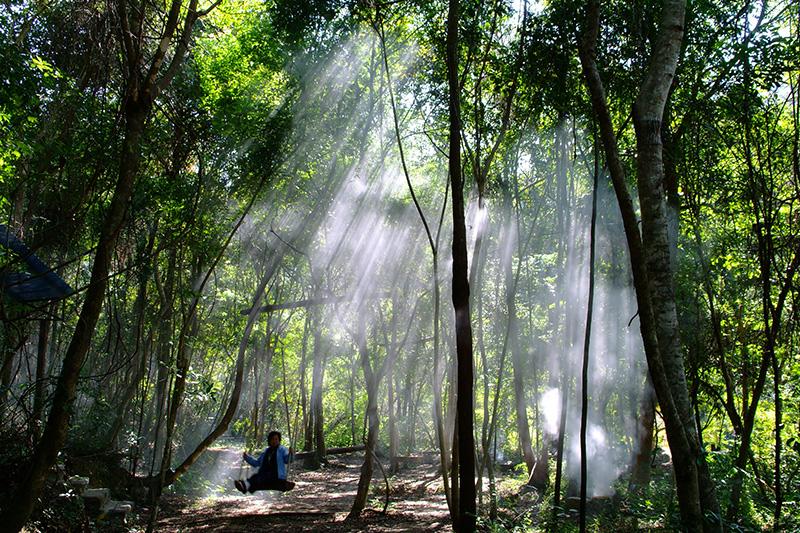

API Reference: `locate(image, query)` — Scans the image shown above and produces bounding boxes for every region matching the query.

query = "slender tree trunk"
[579,143,599,533]
[552,119,572,522]
[309,308,327,468]
[477,292,490,510]
[131,330,154,476]
[149,248,177,475]
[299,312,311,451]
[32,318,50,433]
[629,375,656,489]
[103,228,155,450]
[403,355,418,453]
[152,259,202,504]
[447,0,476,528]
[526,246,548,487]
[578,0,720,529]
[252,344,262,443]
[505,193,534,473]
[347,309,379,519]
[387,361,399,474]
[552,372,569,519]
[350,350,358,445]
[259,333,276,443]
[280,347,293,444]
[160,255,203,463]
[377,15,453,513]
[772,345,782,531]
[163,256,278,486]
[432,255,453,514]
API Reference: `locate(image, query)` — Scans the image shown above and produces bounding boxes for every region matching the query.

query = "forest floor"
[135,448,453,532]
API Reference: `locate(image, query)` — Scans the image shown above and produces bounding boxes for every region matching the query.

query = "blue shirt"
[244,445,293,480]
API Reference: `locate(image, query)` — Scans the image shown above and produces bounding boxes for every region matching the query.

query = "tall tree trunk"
[149,248,177,475]
[377,14,453,513]
[309,308,327,468]
[432,255,453,514]
[299,311,311,451]
[251,342,262,444]
[0,96,149,532]
[552,371,569,520]
[477,291,491,510]
[347,309,379,519]
[552,119,573,521]
[258,332,277,444]
[578,0,720,530]
[446,0,476,528]
[578,144,599,533]
[387,360,399,474]
[504,191,534,474]
[349,349,358,445]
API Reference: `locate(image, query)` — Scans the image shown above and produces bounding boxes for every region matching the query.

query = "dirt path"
[145,449,452,532]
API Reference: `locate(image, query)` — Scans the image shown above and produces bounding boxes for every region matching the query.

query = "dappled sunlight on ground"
[144,450,451,532]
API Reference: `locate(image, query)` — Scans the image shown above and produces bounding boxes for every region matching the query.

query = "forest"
[0,0,798,531]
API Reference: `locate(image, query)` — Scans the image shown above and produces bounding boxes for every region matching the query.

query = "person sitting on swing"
[235,430,295,493]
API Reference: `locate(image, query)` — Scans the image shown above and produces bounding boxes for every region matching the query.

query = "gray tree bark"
[578,0,720,530]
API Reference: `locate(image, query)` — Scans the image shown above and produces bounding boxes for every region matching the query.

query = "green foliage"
[2,0,799,530]
[28,488,87,533]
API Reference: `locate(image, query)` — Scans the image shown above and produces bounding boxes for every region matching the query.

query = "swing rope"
[234,344,297,489]
[237,445,251,481]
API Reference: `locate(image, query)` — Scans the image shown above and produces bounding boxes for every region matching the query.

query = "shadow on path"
[147,449,451,532]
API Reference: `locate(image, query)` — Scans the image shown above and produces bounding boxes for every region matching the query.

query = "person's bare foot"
[234,479,246,494]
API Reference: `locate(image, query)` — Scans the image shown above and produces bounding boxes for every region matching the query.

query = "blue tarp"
[0,224,73,302]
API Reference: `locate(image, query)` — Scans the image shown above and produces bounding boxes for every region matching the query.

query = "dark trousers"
[246,471,295,492]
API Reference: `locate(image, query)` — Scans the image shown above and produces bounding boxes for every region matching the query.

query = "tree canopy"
[1,0,798,531]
